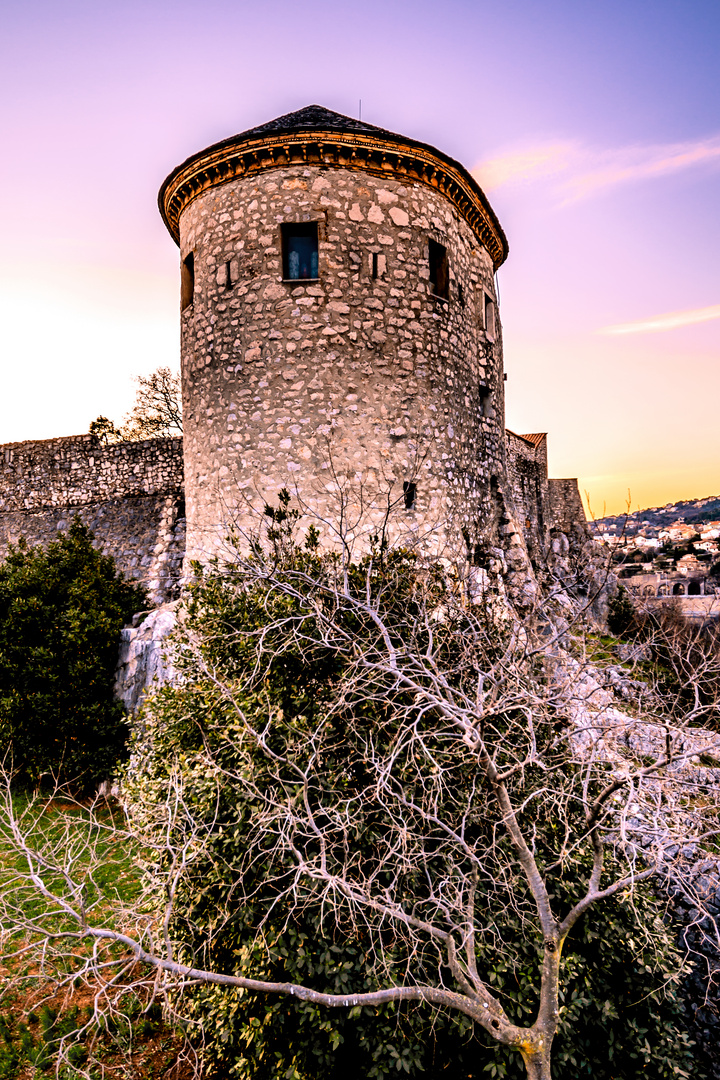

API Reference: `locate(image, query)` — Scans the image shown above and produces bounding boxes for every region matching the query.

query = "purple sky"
[1,0,718,515]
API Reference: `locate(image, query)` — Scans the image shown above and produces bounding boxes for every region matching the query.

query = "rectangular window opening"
[458,282,464,306]
[479,385,491,417]
[216,258,238,290]
[403,481,417,511]
[484,293,496,339]
[282,222,319,281]
[372,252,379,280]
[181,252,194,311]
[429,240,449,300]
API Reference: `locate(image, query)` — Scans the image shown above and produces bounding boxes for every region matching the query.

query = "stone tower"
[159,105,510,564]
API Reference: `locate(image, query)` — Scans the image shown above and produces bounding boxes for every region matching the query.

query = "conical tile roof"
[233,104,392,140]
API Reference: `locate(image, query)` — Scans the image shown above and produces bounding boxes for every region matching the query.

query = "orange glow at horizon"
[0,0,718,521]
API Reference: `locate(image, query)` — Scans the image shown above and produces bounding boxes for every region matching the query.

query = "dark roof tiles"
[234,104,390,140]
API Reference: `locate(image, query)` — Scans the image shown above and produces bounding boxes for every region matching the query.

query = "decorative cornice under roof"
[158,106,509,270]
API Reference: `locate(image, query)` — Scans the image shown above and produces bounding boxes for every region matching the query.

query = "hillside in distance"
[591,494,720,536]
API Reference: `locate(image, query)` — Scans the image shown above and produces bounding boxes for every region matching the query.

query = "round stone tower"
[159,105,509,563]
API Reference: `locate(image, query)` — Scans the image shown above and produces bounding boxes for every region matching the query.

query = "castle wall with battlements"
[548,477,590,538]
[505,431,552,566]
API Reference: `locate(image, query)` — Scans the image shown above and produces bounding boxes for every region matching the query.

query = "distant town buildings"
[591,500,720,618]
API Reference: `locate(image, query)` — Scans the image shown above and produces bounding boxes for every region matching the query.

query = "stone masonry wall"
[179,164,506,563]
[548,477,590,538]
[505,431,551,567]
[0,435,182,511]
[0,435,185,604]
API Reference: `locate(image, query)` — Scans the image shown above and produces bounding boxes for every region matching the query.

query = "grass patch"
[0,793,188,1078]
[577,632,618,665]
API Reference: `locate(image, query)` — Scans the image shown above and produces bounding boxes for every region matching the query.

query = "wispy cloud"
[567,137,720,200]
[600,304,720,336]
[472,143,576,191]
[472,134,720,202]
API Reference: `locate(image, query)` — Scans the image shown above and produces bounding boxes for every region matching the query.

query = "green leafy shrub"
[124,522,699,1080]
[607,584,637,637]
[0,519,146,789]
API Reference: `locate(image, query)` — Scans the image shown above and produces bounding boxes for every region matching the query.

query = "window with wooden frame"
[282,222,319,281]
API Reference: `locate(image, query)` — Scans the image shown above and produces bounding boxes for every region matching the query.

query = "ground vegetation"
[0,520,146,790]
[0,499,718,1079]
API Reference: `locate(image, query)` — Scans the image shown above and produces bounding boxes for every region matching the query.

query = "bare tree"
[121,366,182,440]
[1,510,719,1079]
[89,367,182,443]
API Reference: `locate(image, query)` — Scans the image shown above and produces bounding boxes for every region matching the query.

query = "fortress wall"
[0,436,185,604]
[179,165,505,562]
[505,431,551,564]
[548,478,589,537]
[0,429,587,607]
[0,435,183,511]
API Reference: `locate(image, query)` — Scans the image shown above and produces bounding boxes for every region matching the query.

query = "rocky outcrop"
[115,602,180,714]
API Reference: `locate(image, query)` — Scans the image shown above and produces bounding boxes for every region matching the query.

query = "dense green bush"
[124,521,699,1080]
[607,585,637,637]
[0,520,146,789]
[160,875,695,1080]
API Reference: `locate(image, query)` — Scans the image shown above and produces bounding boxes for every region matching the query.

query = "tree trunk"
[516,934,561,1079]
[520,1044,552,1080]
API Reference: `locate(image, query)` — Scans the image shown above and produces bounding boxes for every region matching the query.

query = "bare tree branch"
[2,507,719,1078]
